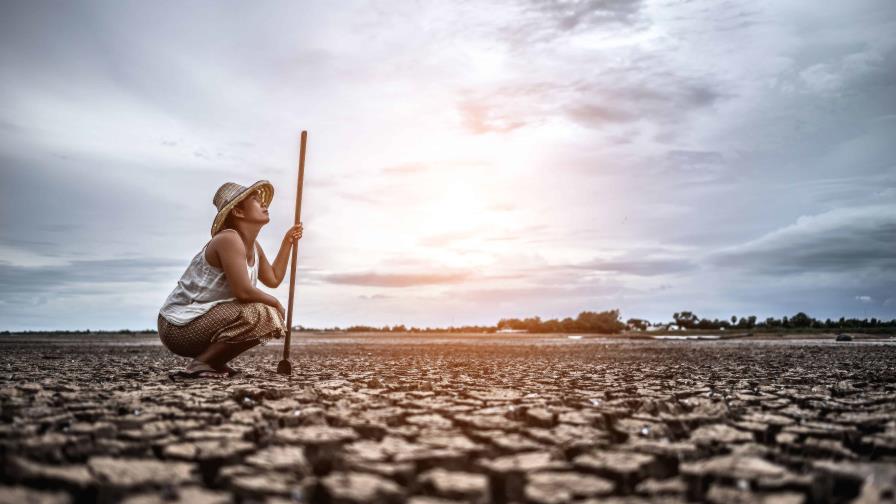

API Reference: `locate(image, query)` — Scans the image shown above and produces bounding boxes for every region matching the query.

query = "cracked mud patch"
[1,334,895,503]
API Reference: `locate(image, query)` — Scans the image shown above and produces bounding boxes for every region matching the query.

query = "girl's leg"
[189,339,261,373]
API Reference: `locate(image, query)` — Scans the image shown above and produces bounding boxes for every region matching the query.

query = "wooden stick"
[278,131,307,374]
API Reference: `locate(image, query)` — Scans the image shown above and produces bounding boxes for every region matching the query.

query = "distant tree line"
[4,310,894,335]
[497,310,626,334]
[338,325,498,333]
[646,311,896,331]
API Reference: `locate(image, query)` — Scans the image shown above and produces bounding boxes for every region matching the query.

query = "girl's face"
[234,191,270,226]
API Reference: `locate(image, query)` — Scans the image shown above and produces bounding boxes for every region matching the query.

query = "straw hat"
[210,180,274,236]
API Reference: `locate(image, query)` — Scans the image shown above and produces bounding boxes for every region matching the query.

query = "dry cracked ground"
[1,333,895,504]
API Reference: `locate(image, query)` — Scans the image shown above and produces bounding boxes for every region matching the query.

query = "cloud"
[710,204,896,275]
[509,0,646,45]
[576,257,696,276]
[457,67,725,135]
[381,163,428,175]
[0,257,183,300]
[322,270,471,287]
[417,231,477,247]
[855,295,872,303]
[357,293,394,300]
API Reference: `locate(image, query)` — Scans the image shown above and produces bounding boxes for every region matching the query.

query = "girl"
[158,180,303,378]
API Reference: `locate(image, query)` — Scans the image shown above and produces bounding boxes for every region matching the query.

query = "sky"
[1,0,895,331]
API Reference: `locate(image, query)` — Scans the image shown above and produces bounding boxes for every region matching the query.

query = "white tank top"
[159,238,260,326]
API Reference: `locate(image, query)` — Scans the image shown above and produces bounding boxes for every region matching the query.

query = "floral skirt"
[157,301,286,358]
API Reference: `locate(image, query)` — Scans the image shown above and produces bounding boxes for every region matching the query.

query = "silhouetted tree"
[673,311,699,329]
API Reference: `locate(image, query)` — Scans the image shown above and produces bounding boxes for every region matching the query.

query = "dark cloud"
[564,80,724,129]
[710,205,896,275]
[505,0,646,46]
[0,257,183,299]
[576,257,696,276]
[323,271,471,287]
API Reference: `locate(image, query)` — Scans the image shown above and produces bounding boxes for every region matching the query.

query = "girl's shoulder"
[206,229,241,268]
[206,230,258,267]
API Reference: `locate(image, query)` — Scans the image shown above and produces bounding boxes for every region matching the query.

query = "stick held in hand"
[277,130,307,376]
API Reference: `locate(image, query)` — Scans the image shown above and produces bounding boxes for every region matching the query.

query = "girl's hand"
[283,223,303,245]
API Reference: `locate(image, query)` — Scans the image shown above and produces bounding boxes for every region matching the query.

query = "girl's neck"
[229,224,261,254]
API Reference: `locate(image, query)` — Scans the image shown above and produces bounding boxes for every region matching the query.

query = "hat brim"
[210,180,274,236]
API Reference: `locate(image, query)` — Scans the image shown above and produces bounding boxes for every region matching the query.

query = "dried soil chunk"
[416,433,482,454]
[490,432,544,453]
[636,477,687,497]
[0,485,70,504]
[612,418,671,440]
[455,414,515,431]
[6,456,93,490]
[741,412,796,428]
[705,485,805,504]
[574,450,658,490]
[469,389,523,402]
[162,439,254,462]
[854,463,896,504]
[87,456,196,489]
[394,447,468,471]
[406,414,453,429]
[229,473,297,499]
[245,445,311,474]
[121,486,230,504]
[525,471,615,504]
[319,471,404,503]
[626,439,700,461]
[526,407,556,428]
[480,451,559,475]
[407,497,463,504]
[681,454,797,498]
[480,451,563,503]
[690,423,754,446]
[418,468,489,503]
[681,455,789,482]
[274,425,359,446]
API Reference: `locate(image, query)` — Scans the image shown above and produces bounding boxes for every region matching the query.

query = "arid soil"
[1,334,895,503]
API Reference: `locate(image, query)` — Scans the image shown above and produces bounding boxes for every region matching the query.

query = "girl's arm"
[259,223,303,288]
[216,232,285,318]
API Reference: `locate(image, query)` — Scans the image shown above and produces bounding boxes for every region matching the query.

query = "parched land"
[1,333,895,503]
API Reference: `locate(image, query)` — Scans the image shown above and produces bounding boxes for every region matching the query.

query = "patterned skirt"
[157,301,286,358]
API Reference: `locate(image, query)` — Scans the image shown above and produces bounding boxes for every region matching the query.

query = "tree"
[790,312,812,328]
[626,318,650,331]
[673,311,699,329]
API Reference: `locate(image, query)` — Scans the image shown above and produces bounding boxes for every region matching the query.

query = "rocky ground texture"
[1,334,895,503]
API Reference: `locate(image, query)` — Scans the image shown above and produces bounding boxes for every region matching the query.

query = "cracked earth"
[1,333,895,503]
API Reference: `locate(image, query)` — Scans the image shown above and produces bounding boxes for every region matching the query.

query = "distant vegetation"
[497,310,626,334]
[2,310,894,335]
[659,311,896,333]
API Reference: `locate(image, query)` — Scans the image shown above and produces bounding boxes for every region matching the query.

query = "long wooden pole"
[277,130,307,375]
